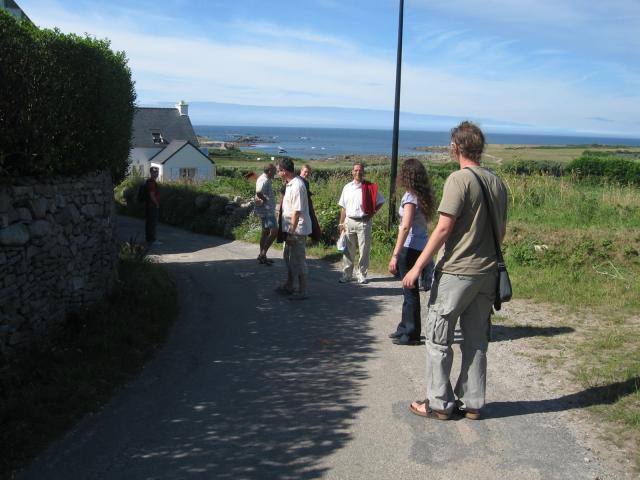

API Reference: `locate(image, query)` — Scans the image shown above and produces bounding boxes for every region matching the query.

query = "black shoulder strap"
[464,167,504,264]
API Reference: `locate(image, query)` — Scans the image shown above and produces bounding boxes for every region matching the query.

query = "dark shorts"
[259,214,277,229]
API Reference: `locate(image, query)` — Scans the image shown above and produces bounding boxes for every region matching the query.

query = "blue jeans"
[396,247,422,341]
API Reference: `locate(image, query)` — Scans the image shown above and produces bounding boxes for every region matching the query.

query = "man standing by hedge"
[144,166,161,246]
[255,163,278,264]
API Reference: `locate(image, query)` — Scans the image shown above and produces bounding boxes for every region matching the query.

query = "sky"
[17,0,640,137]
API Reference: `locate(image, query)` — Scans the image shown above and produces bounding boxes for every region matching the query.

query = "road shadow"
[89,255,384,479]
[485,377,640,420]
[491,325,574,342]
[117,215,235,255]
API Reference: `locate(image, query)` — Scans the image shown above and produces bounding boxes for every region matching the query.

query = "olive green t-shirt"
[436,167,508,274]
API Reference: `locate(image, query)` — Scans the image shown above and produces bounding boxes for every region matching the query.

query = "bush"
[566,151,640,185]
[502,159,565,177]
[0,11,136,182]
[114,176,254,238]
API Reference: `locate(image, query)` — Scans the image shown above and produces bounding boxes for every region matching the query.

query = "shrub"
[0,11,135,182]
[566,151,640,185]
[502,159,565,177]
[113,176,254,239]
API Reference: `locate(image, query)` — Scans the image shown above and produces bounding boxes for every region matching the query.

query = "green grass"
[0,246,178,478]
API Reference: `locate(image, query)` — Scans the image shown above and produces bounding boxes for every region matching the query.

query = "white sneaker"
[356,276,368,284]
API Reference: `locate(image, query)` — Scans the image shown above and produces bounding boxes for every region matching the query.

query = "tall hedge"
[566,151,640,185]
[0,11,136,182]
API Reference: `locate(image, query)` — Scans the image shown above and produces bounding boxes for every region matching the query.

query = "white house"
[129,101,215,182]
[0,0,32,22]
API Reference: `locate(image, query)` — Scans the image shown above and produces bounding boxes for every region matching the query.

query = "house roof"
[149,140,213,165]
[131,107,199,148]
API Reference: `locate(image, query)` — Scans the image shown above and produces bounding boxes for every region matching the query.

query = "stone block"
[17,207,32,222]
[0,223,29,246]
[30,198,48,219]
[12,186,31,197]
[35,184,54,197]
[81,204,100,217]
[29,220,51,238]
[0,213,8,228]
[0,192,11,212]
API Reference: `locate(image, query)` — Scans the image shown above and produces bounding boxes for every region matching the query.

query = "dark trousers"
[145,206,158,243]
[396,247,422,341]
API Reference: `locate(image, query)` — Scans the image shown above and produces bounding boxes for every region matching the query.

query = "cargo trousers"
[425,271,497,414]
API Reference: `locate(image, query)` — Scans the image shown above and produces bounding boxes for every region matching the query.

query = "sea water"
[195,125,640,160]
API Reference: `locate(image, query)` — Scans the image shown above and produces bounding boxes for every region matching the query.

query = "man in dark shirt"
[144,166,161,245]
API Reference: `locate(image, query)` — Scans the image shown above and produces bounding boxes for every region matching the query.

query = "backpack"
[136,181,147,203]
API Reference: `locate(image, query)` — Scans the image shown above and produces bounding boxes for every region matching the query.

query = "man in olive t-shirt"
[402,121,507,420]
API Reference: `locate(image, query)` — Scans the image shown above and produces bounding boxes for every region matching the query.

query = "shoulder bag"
[465,168,512,311]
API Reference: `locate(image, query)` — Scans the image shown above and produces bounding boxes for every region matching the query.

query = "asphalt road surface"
[18,216,621,479]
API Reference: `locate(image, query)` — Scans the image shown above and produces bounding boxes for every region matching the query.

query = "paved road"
[19,217,619,479]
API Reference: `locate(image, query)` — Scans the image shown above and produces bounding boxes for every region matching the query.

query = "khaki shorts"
[284,234,307,276]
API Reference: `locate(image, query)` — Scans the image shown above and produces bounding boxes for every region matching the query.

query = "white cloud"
[19,0,640,136]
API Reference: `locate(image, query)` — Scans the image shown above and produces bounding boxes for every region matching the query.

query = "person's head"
[264,163,276,178]
[352,163,364,183]
[399,158,435,222]
[150,166,159,179]
[450,121,485,163]
[300,164,311,180]
[277,157,295,180]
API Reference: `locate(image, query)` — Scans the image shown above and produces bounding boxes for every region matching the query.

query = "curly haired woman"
[388,158,435,345]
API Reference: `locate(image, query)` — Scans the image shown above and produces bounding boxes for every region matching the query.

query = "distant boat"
[278,147,287,153]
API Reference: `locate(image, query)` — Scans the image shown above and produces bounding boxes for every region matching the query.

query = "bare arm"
[388,203,415,275]
[402,212,456,288]
[338,207,346,232]
[288,211,301,235]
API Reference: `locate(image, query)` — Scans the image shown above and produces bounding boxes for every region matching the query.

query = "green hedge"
[114,177,254,238]
[0,11,135,182]
[566,151,640,185]
[502,159,565,177]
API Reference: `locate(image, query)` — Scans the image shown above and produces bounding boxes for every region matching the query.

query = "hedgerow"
[0,11,135,182]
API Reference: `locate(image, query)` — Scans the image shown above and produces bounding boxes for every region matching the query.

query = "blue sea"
[195,125,640,160]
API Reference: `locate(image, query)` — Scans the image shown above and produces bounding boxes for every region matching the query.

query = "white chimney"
[176,100,188,116]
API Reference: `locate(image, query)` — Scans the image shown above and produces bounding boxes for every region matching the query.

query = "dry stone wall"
[0,171,118,361]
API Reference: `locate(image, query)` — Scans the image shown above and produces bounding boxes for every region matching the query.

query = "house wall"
[162,146,216,182]
[0,171,118,361]
[129,147,163,176]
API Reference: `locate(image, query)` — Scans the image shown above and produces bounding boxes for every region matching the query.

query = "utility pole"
[388,0,404,229]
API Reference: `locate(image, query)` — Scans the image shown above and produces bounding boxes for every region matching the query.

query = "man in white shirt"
[277,158,311,300]
[338,163,385,284]
[254,163,277,265]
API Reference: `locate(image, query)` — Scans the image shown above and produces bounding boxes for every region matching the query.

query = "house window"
[151,131,164,144]
[179,168,197,181]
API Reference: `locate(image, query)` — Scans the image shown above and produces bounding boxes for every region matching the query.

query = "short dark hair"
[150,166,159,173]
[451,121,485,162]
[278,157,294,173]
[264,163,275,174]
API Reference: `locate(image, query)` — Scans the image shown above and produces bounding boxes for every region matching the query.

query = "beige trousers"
[342,216,372,281]
[424,271,497,413]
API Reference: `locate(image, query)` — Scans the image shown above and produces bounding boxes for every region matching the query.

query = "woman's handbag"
[466,168,512,311]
